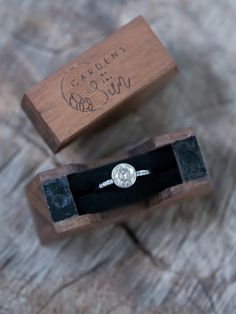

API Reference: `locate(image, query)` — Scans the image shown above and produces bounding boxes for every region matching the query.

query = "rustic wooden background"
[0,1,235,313]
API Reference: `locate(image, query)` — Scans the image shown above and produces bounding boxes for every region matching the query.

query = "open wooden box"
[27,129,212,244]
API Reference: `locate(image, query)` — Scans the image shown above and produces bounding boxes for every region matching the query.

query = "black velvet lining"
[68,145,182,215]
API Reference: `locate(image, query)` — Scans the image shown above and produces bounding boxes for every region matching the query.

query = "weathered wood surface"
[0,1,235,313]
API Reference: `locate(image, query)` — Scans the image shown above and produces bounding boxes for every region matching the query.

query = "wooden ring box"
[27,129,212,244]
[21,16,212,244]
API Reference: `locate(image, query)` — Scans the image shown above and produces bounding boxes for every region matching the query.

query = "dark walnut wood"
[26,128,212,244]
[21,16,177,152]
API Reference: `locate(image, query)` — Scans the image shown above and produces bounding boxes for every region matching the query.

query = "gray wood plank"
[0,1,235,313]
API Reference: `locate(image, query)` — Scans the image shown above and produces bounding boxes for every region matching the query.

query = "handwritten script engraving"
[60,47,131,113]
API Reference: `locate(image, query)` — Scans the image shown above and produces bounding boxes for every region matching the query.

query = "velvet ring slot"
[44,144,182,220]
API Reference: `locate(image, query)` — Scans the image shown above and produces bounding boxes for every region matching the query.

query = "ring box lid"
[21,16,177,152]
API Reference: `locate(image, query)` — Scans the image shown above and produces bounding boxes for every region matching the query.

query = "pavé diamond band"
[98,163,151,189]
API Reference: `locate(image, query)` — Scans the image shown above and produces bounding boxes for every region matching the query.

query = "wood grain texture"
[0,1,235,313]
[21,16,177,152]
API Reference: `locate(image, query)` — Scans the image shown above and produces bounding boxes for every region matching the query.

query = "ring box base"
[26,128,213,244]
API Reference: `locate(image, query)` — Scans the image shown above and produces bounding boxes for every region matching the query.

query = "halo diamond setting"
[112,163,137,188]
[98,163,151,189]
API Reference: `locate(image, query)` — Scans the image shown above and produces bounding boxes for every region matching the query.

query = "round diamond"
[111,163,136,188]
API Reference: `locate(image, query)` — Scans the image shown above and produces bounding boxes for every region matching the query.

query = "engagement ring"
[98,163,151,189]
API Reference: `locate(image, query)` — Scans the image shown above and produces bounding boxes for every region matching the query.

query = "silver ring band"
[98,163,151,189]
